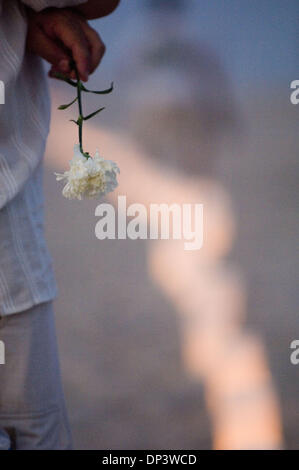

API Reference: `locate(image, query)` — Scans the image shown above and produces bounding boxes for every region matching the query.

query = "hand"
[26,8,106,82]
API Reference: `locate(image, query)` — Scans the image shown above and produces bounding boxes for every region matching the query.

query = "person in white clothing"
[0,0,119,450]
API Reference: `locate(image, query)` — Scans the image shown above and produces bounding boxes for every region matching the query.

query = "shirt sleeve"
[20,0,87,12]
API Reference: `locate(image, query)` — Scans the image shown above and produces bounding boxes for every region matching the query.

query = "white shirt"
[0,0,86,315]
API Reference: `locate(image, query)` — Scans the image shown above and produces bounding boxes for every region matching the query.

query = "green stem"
[74,67,84,154]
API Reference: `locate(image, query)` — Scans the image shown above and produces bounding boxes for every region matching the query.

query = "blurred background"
[44,0,298,449]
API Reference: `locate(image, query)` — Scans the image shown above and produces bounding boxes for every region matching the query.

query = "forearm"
[74,0,120,19]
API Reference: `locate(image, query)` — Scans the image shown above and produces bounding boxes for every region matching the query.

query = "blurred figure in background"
[113,0,283,449]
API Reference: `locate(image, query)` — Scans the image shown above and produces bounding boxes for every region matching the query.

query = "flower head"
[55,144,119,200]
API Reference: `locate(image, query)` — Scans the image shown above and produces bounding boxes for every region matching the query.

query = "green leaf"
[58,97,78,110]
[52,72,77,87]
[81,82,113,95]
[83,107,105,121]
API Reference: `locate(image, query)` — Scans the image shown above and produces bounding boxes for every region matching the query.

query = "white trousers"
[0,302,72,450]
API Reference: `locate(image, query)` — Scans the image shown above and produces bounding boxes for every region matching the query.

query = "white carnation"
[55,145,120,200]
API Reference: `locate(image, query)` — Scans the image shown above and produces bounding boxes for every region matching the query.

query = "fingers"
[26,24,71,71]
[26,9,106,82]
[80,23,106,74]
[51,20,91,81]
